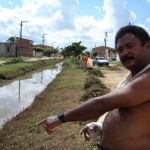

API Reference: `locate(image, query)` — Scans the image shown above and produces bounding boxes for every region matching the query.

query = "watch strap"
[57,112,66,123]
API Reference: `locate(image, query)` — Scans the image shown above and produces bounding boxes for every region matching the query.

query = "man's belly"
[101,107,150,150]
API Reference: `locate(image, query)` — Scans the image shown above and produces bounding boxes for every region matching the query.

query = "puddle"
[0,62,63,128]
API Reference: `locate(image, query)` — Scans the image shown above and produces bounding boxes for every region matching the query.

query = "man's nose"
[121,48,130,56]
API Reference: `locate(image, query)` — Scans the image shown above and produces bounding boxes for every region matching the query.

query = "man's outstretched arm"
[36,71,150,134]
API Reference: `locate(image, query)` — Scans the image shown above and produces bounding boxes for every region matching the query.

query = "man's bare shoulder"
[132,68,150,82]
[102,69,150,110]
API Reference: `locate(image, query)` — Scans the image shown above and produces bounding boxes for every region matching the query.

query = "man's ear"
[145,41,150,50]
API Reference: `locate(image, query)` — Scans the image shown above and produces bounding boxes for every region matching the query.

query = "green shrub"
[88,68,104,77]
[81,75,110,102]
[4,58,24,64]
[80,84,109,101]
[84,76,105,89]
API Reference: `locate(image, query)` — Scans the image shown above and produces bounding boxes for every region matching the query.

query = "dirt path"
[101,69,129,91]
[87,58,128,91]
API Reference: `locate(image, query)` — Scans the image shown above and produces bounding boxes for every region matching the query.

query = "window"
[7,46,10,53]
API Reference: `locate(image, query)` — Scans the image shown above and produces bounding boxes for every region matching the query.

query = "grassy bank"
[0,63,102,150]
[0,59,62,80]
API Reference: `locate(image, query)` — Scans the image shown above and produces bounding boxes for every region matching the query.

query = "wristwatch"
[57,112,66,123]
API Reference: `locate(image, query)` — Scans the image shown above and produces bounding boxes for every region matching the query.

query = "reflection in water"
[0,63,63,128]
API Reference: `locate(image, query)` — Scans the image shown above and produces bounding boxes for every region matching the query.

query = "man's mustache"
[121,55,134,63]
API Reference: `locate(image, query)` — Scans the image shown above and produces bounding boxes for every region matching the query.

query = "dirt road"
[101,68,128,91]
[87,58,128,91]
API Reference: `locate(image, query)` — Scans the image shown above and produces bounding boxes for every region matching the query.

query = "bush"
[88,68,104,77]
[4,58,24,64]
[80,84,109,101]
[84,76,102,89]
[80,75,110,101]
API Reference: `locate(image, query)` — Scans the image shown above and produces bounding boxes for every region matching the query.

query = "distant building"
[33,44,52,57]
[0,42,16,56]
[15,37,33,56]
[92,46,117,61]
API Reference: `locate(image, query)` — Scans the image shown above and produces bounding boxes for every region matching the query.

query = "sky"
[0,0,150,50]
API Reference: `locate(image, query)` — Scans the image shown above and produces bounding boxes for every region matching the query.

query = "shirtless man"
[37,25,150,150]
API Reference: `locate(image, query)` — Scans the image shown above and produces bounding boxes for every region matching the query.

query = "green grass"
[0,56,40,62]
[0,62,31,72]
[0,59,62,80]
[0,56,15,61]
[110,60,123,67]
[0,63,32,79]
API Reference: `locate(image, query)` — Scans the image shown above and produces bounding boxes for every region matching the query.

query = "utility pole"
[52,42,56,48]
[104,32,108,59]
[104,32,108,48]
[19,21,28,56]
[129,22,131,26]
[42,34,47,46]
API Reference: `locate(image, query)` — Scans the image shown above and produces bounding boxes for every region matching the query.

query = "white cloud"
[0,0,141,49]
[137,23,150,35]
[94,6,101,14]
[8,1,13,5]
[147,0,150,3]
[146,17,150,22]
[130,11,136,20]
[102,0,136,30]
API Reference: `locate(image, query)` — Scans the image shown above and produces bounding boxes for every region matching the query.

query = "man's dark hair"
[115,25,150,48]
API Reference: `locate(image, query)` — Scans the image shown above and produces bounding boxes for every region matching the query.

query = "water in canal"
[0,62,63,128]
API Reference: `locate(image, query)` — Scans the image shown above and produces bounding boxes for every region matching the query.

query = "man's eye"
[117,48,122,52]
[126,44,133,49]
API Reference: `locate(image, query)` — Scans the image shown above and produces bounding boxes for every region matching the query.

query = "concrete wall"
[33,50,43,57]
[0,43,16,56]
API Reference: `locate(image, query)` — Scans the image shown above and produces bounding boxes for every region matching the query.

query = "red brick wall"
[16,37,33,56]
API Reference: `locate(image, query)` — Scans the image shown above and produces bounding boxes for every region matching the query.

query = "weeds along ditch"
[0,58,62,80]
[74,59,110,102]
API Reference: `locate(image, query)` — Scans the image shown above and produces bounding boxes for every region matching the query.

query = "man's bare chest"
[101,102,150,149]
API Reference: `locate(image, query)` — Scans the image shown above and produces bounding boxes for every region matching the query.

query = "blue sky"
[0,0,150,50]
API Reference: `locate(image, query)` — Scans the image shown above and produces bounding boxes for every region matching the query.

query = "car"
[93,57,109,66]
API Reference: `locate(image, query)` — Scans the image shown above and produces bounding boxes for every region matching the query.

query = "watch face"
[58,112,66,123]
[58,112,63,116]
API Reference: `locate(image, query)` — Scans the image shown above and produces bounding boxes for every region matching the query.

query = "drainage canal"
[0,62,63,128]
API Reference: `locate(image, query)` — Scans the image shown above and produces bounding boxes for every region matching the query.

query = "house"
[0,42,16,57]
[92,46,117,61]
[33,44,52,57]
[15,37,33,56]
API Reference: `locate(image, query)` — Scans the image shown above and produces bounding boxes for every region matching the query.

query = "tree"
[7,37,15,44]
[45,47,58,54]
[82,51,91,57]
[92,51,99,57]
[61,41,87,58]
[32,46,44,52]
